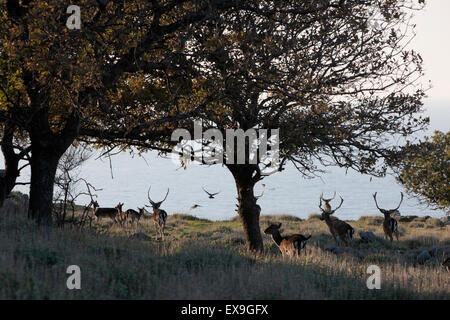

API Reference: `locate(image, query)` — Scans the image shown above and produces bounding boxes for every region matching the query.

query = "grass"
[0,206,448,299]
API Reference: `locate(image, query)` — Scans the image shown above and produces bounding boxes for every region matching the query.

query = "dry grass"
[0,205,448,300]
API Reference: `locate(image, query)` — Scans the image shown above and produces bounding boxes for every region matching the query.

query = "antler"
[160,188,170,204]
[373,192,403,213]
[147,186,170,207]
[255,184,266,199]
[322,191,336,202]
[147,186,155,205]
[330,196,344,214]
[372,192,382,211]
[392,192,403,211]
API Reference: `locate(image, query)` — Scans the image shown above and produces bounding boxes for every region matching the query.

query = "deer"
[145,186,169,240]
[115,202,129,226]
[264,222,311,257]
[372,192,402,242]
[319,194,354,246]
[126,207,146,227]
[91,200,120,223]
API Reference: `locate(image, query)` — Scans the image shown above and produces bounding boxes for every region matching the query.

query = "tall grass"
[0,206,448,299]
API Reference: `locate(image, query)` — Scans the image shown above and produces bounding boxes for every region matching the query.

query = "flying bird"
[202,187,221,199]
[189,204,202,210]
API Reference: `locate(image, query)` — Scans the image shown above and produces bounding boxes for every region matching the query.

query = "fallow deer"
[319,194,354,246]
[146,186,169,240]
[115,202,128,226]
[373,192,402,242]
[126,207,146,227]
[264,222,311,257]
[91,200,119,223]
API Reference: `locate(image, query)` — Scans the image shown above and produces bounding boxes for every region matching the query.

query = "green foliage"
[397,131,450,212]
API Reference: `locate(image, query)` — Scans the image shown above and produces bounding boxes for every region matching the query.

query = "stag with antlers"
[264,222,311,258]
[319,193,354,246]
[146,187,169,240]
[373,192,403,242]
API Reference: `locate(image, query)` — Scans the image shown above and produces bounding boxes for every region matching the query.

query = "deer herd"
[91,186,168,240]
[265,191,405,258]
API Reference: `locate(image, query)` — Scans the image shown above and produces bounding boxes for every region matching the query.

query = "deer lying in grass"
[264,222,311,257]
[91,200,119,223]
[319,194,354,246]
[373,192,402,242]
[146,186,169,240]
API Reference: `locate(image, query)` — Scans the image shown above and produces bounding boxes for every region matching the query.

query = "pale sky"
[412,0,450,101]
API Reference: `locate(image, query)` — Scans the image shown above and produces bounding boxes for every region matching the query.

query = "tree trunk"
[28,145,60,226]
[26,109,80,227]
[228,165,264,253]
[0,123,21,207]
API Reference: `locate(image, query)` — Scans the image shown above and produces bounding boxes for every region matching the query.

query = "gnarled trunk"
[27,112,80,227]
[0,123,22,207]
[228,165,263,253]
[28,144,60,226]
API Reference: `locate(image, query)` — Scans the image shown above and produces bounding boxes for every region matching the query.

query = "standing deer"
[264,222,311,257]
[372,192,402,242]
[115,202,128,226]
[91,200,120,223]
[319,194,354,246]
[126,207,146,227]
[146,186,169,240]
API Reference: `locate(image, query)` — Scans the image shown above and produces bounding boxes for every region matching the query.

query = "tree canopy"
[171,0,429,251]
[396,131,449,214]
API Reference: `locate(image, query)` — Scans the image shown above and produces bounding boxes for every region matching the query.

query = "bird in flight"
[189,204,202,210]
[202,187,221,199]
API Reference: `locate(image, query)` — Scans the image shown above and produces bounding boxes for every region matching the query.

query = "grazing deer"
[146,186,169,240]
[91,200,119,223]
[373,192,402,242]
[319,194,354,246]
[264,222,311,257]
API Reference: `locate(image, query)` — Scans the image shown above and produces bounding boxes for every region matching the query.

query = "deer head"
[320,192,336,213]
[91,200,99,208]
[319,194,344,220]
[264,222,282,235]
[115,202,124,211]
[373,192,403,217]
[146,186,169,210]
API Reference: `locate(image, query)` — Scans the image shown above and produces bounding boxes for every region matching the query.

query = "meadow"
[0,194,448,300]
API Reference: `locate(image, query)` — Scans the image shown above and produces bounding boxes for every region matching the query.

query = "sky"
[412,0,450,101]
